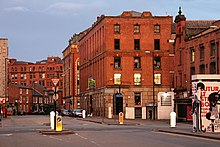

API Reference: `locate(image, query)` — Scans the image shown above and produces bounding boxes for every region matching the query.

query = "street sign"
[51,78,60,87]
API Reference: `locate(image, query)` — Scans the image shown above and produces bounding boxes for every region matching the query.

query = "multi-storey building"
[79,11,174,119]
[0,38,8,105]
[173,7,220,121]
[8,56,63,111]
[62,34,80,110]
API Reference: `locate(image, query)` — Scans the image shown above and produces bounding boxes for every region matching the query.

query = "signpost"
[51,78,60,131]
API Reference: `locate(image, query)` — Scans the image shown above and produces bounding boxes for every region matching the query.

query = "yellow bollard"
[56,116,62,131]
[119,112,124,124]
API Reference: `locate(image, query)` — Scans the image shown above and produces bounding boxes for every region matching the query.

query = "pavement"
[77,117,220,140]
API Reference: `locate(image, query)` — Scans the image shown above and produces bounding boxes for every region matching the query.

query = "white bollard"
[170,112,176,128]
[82,110,86,118]
[50,111,55,130]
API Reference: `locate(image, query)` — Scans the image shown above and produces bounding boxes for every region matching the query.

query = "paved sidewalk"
[78,117,220,140]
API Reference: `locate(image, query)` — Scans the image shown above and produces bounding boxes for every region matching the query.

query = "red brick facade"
[174,8,219,99]
[79,11,174,119]
[62,35,80,110]
[7,56,63,113]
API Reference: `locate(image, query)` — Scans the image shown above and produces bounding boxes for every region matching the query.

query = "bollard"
[119,112,124,124]
[50,111,55,130]
[82,110,86,118]
[56,115,62,131]
[170,112,176,128]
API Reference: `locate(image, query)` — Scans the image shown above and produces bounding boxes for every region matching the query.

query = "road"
[0,115,220,147]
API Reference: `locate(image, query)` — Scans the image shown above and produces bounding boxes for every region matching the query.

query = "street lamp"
[145,50,156,120]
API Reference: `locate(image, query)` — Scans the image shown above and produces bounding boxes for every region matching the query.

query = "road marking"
[75,133,101,147]
[0,134,13,137]
[154,131,220,142]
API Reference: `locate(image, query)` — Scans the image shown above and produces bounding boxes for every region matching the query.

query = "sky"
[0,0,219,62]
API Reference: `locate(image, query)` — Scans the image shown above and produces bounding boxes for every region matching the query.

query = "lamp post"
[145,50,156,120]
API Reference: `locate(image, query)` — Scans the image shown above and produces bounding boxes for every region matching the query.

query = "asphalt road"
[0,115,220,147]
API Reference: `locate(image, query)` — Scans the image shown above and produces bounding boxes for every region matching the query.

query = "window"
[134,92,141,105]
[154,73,161,85]
[200,44,204,60]
[134,39,140,50]
[161,94,171,106]
[26,96,29,103]
[210,41,216,57]
[134,57,141,69]
[199,64,205,74]
[154,39,160,50]
[190,47,195,62]
[190,67,195,76]
[114,57,121,69]
[20,89,22,94]
[114,24,120,34]
[134,73,141,85]
[154,25,160,33]
[134,24,140,33]
[154,57,161,69]
[210,62,216,74]
[26,89,28,94]
[114,74,121,85]
[114,39,120,50]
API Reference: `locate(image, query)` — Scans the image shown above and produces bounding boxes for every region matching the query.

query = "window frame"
[134,39,140,50]
[114,24,120,34]
[134,24,140,34]
[114,39,120,50]
[134,73,141,85]
[134,57,141,69]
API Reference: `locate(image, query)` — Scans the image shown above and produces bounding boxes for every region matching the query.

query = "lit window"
[190,47,195,62]
[114,74,121,85]
[134,73,141,85]
[154,73,161,85]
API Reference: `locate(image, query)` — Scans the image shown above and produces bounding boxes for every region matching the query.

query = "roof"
[33,83,47,91]
[15,84,32,89]
[185,20,216,38]
[14,61,34,65]
[32,89,43,97]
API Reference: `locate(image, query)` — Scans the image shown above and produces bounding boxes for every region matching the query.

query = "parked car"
[61,109,70,116]
[69,109,83,117]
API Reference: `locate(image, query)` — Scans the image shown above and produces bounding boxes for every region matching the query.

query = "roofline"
[79,14,172,41]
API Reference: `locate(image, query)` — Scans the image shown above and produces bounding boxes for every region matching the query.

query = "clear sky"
[0,0,219,62]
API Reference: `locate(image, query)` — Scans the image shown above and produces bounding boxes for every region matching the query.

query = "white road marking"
[0,134,13,137]
[154,131,220,142]
[75,133,101,147]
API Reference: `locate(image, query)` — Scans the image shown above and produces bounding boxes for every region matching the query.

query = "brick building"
[79,11,174,119]
[0,38,8,104]
[62,34,81,110]
[173,7,220,121]
[8,56,63,112]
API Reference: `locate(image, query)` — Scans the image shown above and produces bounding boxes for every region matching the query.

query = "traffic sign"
[51,78,60,87]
